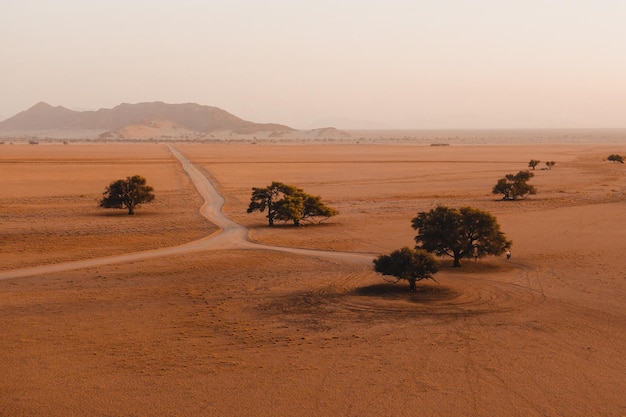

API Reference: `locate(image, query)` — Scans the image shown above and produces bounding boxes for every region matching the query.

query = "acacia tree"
[492,170,537,200]
[373,247,439,292]
[247,182,292,226]
[300,194,337,225]
[247,182,337,226]
[528,159,540,170]
[545,161,556,170]
[607,154,625,164]
[274,193,305,226]
[411,206,511,267]
[99,175,155,215]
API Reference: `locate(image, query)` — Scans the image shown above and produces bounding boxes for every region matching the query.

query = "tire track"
[263,270,547,326]
[0,144,546,323]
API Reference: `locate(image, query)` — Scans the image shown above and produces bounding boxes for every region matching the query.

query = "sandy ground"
[0,144,214,270]
[1,142,625,416]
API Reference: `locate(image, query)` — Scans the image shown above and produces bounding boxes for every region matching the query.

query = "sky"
[1,0,625,129]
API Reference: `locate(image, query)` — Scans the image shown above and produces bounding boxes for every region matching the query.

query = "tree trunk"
[409,279,416,292]
[453,256,461,267]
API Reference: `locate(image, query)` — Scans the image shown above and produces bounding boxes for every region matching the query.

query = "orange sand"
[1,142,625,416]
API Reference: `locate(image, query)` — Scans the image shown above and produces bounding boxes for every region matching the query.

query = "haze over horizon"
[2,1,625,130]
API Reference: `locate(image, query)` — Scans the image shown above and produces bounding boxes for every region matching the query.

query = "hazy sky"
[2,0,625,129]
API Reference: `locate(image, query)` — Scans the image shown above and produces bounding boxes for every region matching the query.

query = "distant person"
[506,250,511,260]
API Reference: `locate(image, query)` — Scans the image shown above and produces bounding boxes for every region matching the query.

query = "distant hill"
[0,101,296,138]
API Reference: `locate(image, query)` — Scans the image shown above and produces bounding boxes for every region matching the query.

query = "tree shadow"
[94,210,160,217]
[350,282,459,304]
[254,221,341,229]
[435,258,514,274]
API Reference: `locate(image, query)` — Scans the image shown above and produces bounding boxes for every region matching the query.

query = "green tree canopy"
[492,170,537,200]
[373,247,439,291]
[99,175,155,215]
[411,206,511,267]
[247,182,337,226]
[528,159,540,170]
[247,182,291,226]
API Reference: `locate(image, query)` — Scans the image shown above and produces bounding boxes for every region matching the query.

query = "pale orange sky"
[1,0,625,129]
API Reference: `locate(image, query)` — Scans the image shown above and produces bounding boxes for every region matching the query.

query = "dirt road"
[2,142,624,417]
[0,145,372,281]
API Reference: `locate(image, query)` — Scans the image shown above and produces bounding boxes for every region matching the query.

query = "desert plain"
[0,140,625,416]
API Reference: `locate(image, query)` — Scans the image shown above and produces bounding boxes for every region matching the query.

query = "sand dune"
[0,142,624,416]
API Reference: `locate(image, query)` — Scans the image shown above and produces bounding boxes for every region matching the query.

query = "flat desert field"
[1,142,625,416]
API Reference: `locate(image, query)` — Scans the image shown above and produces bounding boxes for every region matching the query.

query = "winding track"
[0,145,374,281]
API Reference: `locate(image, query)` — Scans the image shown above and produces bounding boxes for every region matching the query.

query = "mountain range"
[0,102,300,139]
